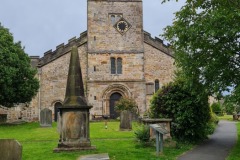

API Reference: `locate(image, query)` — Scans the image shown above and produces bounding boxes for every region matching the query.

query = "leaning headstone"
[40,108,52,127]
[0,114,7,124]
[0,139,22,160]
[120,110,132,131]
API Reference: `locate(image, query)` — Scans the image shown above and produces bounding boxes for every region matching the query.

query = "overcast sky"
[0,0,185,57]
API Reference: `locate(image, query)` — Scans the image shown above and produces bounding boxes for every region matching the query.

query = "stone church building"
[1,0,174,122]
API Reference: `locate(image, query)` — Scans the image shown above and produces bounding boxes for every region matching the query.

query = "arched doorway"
[109,92,122,119]
[54,102,62,122]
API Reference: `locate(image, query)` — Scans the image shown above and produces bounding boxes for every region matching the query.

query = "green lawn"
[218,114,234,121]
[0,121,192,160]
[227,122,240,160]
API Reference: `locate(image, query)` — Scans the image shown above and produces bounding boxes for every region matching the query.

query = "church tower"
[87,0,143,53]
[87,0,146,118]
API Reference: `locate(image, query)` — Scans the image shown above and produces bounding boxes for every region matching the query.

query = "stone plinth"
[78,153,110,160]
[141,118,172,139]
[54,109,96,152]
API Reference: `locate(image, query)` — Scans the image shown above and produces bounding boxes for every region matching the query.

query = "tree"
[150,81,212,142]
[0,23,39,107]
[162,0,240,98]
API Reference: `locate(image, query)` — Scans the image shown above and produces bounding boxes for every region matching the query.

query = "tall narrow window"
[111,57,116,74]
[155,79,160,92]
[111,15,115,24]
[117,58,122,74]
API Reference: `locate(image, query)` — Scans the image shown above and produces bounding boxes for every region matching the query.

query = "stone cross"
[40,108,52,127]
[0,139,22,160]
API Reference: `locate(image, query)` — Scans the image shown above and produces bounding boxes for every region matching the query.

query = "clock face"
[114,18,131,35]
[117,21,129,32]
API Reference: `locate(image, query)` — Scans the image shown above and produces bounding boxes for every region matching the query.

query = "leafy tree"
[0,23,39,107]
[115,97,138,113]
[210,102,222,115]
[150,81,211,142]
[162,0,240,99]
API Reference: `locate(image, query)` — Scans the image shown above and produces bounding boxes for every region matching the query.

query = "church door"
[109,92,122,119]
[54,102,62,122]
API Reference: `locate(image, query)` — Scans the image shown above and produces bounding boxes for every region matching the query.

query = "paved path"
[177,120,237,160]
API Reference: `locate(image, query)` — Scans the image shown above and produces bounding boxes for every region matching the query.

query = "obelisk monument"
[54,46,95,152]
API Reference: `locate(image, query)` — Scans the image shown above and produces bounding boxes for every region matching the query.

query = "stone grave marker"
[0,139,22,160]
[40,108,52,127]
[120,110,132,131]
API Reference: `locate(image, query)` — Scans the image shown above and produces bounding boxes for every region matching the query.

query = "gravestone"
[0,139,22,160]
[120,110,132,131]
[40,108,52,127]
[0,114,7,124]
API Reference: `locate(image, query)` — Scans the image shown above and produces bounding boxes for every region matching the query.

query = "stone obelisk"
[54,46,95,152]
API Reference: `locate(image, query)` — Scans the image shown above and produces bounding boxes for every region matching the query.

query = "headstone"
[120,110,132,131]
[78,153,110,160]
[0,114,7,124]
[40,108,52,127]
[0,139,22,160]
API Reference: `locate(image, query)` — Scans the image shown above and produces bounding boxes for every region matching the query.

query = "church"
[2,0,175,122]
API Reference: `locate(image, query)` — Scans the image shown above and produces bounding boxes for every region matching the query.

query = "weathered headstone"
[0,114,7,124]
[40,108,52,127]
[120,110,132,131]
[0,139,22,160]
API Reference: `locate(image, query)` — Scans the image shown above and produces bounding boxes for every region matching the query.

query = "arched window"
[155,79,160,92]
[111,57,116,74]
[54,102,63,122]
[117,58,122,74]
[111,57,122,74]
[111,15,115,24]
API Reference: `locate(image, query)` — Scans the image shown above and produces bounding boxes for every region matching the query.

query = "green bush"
[115,97,138,112]
[150,81,211,143]
[211,102,223,115]
[134,124,150,144]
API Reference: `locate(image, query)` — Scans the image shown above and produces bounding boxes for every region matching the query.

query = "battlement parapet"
[38,31,87,67]
[143,31,173,57]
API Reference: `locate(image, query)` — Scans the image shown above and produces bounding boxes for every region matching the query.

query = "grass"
[0,121,193,160]
[227,122,240,160]
[218,114,233,121]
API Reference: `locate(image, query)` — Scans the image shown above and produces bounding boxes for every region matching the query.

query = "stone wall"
[88,53,144,81]
[87,81,146,116]
[144,40,175,111]
[38,44,88,114]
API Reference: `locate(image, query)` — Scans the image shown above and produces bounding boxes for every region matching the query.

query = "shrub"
[150,81,211,143]
[115,97,138,113]
[134,124,150,145]
[211,102,223,115]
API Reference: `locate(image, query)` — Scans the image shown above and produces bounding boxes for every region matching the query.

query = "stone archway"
[109,92,122,118]
[54,102,63,122]
[101,84,132,118]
